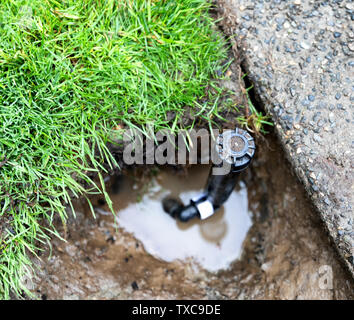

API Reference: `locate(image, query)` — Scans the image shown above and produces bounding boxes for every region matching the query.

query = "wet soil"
[28,134,354,300]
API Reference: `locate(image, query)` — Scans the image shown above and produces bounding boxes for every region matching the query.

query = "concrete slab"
[217,0,354,277]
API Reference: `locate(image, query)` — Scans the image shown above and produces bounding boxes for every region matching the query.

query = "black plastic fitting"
[162,128,255,222]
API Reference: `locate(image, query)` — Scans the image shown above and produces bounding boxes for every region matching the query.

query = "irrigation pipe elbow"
[162,128,256,222]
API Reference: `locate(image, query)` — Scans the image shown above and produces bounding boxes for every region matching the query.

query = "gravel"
[218,0,354,278]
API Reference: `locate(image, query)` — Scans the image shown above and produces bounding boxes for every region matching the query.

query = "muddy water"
[97,166,252,272]
[28,135,354,300]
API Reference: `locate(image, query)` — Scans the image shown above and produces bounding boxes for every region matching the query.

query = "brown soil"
[27,134,354,300]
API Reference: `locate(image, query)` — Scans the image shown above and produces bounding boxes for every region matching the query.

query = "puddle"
[98,166,252,272]
[29,135,354,300]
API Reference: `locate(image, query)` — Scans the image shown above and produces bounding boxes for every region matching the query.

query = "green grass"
[237,84,273,134]
[0,0,270,299]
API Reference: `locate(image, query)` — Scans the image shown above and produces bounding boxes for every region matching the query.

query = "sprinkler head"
[215,127,255,171]
[162,127,256,222]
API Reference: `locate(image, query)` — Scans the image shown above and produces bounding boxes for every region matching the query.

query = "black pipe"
[162,128,255,222]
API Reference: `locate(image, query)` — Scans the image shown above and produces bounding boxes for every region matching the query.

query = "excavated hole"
[28,134,354,300]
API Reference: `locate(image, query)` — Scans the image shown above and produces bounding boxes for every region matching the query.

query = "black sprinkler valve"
[162,128,255,222]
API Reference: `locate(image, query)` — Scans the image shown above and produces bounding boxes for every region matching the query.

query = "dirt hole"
[28,134,353,300]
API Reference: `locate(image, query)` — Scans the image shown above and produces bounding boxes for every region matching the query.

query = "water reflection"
[98,166,252,272]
